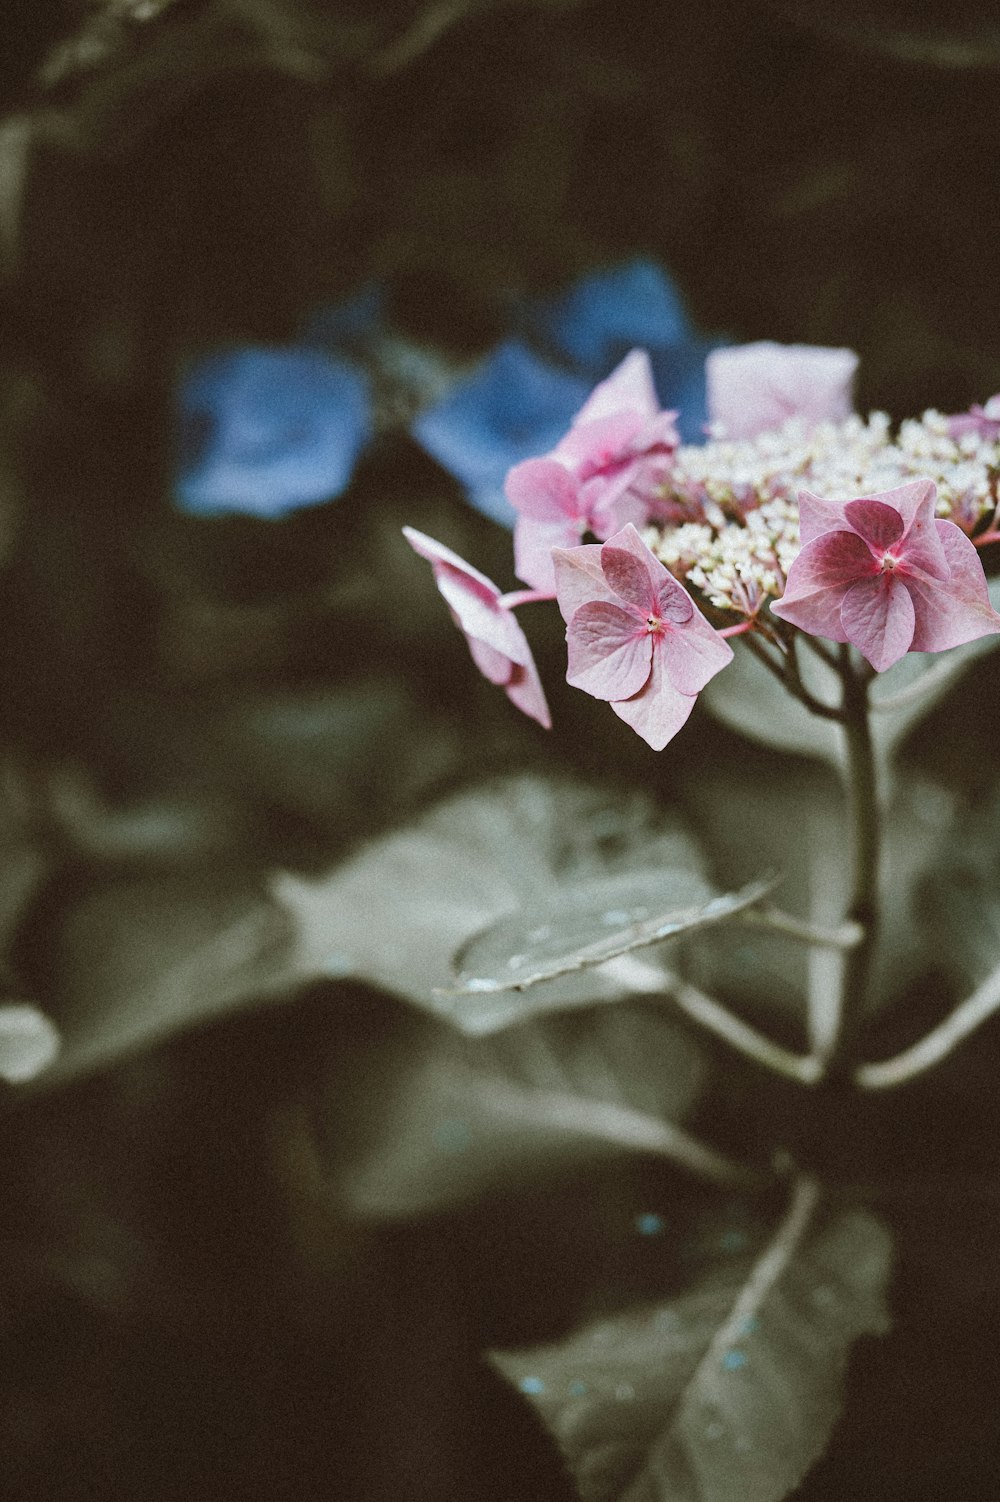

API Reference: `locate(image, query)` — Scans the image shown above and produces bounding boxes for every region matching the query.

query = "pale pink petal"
[433,564,531,665]
[840,574,916,671]
[600,523,672,613]
[466,633,514,685]
[552,543,618,623]
[504,457,582,522]
[586,467,654,538]
[707,343,857,440]
[905,520,1000,653]
[571,348,659,425]
[504,660,552,729]
[514,513,584,591]
[611,648,698,751]
[843,498,904,551]
[555,411,646,473]
[601,542,657,613]
[658,608,735,695]
[404,526,503,594]
[566,601,651,700]
[404,525,551,728]
[797,490,849,546]
[881,479,937,536]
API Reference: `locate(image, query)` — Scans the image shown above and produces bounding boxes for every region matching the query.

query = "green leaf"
[276,775,706,1034]
[448,874,775,994]
[333,1003,713,1219]
[41,872,296,1084]
[702,580,1000,770]
[492,1181,892,1502]
[0,1003,60,1083]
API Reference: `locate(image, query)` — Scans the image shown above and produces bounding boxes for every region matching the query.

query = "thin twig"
[855,955,1000,1089]
[663,974,822,1085]
[737,904,863,951]
[798,632,842,671]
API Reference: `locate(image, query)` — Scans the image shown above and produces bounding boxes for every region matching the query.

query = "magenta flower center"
[879,551,899,574]
[646,613,664,634]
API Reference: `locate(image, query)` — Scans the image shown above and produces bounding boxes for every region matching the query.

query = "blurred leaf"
[275,774,706,1034]
[449,873,774,993]
[702,589,1000,771]
[334,1003,711,1219]
[40,870,296,1084]
[676,760,956,1026]
[492,1180,892,1502]
[0,1003,60,1083]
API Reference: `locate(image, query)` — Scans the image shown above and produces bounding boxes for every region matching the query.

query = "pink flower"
[946,395,1000,442]
[770,480,1000,672]
[403,527,551,728]
[552,523,734,750]
[706,342,858,440]
[504,350,679,592]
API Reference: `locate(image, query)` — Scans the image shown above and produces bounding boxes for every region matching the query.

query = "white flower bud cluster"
[643,410,1000,616]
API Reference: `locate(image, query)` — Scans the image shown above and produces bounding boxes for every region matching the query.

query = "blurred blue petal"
[523,259,693,378]
[649,336,726,444]
[175,347,372,519]
[411,340,591,527]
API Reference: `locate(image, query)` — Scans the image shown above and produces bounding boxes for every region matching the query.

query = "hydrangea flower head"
[403,527,551,727]
[706,342,858,440]
[770,479,1000,671]
[552,523,733,749]
[175,347,371,518]
[504,350,680,591]
[410,341,590,527]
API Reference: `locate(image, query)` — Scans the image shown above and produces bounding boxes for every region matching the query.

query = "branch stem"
[663,974,822,1085]
[825,645,880,1074]
[855,954,1000,1089]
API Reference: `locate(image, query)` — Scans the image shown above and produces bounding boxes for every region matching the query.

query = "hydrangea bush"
[396,339,1000,1499]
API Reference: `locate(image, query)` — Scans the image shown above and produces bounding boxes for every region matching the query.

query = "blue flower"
[411,259,724,524]
[410,340,591,527]
[174,346,372,519]
[520,258,692,377]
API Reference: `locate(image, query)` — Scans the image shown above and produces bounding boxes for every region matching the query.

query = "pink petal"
[905,520,1000,653]
[552,543,619,623]
[893,481,949,581]
[707,343,857,440]
[571,348,659,425]
[840,574,916,671]
[611,647,699,751]
[843,498,904,551]
[556,411,645,474]
[514,513,583,591]
[504,457,582,523]
[657,608,734,696]
[655,574,695,625]
[505,660,552,729]
[404,526,503,594]
[565,601,651,700]
[601,543,657,613]
[770,529,876,640]
[586,466,654,538]
[433,564,531,665]
[466,632,514,685]
[797,490,849,546]
[599,523,670,612]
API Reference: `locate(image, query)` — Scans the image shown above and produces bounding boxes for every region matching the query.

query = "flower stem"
[498,588,555,609]
[825,645,880,1075]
